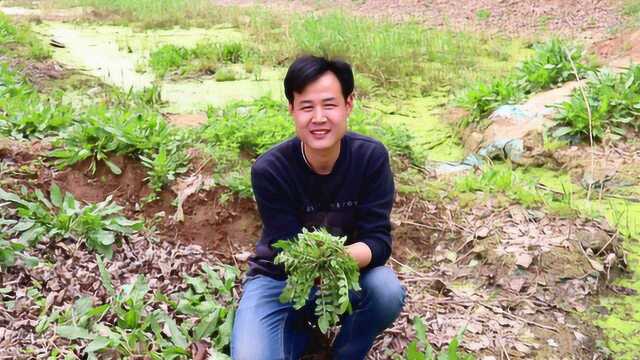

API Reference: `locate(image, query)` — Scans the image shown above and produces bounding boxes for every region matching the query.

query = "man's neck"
[302,141,341,175]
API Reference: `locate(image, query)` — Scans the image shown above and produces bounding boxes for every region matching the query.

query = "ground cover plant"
[273,228,361,334]
[0,183,142,265]
[553,65,640,140]
[404,318,473,360]
[459,39,594,123]
[47,262,237,359]
[0,63,74,139]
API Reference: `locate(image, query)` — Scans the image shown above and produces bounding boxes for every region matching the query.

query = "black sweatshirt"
[247,131,395,280]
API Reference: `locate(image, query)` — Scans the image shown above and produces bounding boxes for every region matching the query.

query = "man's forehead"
[293,72,342,102]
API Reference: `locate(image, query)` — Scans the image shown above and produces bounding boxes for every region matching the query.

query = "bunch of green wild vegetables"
[274,228,361,333]
[0,184,142,264]
[45,261,236,359]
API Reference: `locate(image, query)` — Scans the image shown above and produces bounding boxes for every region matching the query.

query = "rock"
[576,229,611,252]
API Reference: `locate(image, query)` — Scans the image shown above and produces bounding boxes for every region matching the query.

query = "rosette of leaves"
[273,228,361,333]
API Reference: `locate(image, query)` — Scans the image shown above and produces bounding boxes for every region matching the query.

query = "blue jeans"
[231,266,405,360]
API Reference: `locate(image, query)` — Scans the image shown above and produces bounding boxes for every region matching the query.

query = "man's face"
[289,72,353,151]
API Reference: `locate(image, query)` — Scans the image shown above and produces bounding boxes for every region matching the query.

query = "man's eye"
[324,104,336,109]
[301,107,312,111]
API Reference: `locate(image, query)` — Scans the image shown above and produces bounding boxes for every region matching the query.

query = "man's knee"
[361,266,406,318]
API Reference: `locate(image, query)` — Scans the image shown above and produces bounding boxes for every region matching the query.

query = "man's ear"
[288,101,294,115]
[345,93,354,115]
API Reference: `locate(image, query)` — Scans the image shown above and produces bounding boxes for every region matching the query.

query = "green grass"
[286,12,517,95]
[0,13,51,60]
[55,1,524,96]
[148,42,252,78]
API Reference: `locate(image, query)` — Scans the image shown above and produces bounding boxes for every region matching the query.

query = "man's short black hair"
[283,55,354,104]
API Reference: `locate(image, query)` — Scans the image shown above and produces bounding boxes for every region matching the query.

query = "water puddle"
[33,21,284,112]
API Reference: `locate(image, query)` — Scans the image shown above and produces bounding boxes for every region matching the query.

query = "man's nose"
[312,108,327,123]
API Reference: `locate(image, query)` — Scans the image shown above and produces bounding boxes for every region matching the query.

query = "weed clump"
[274,228,361,333]
[0,184,142,264]
[459,39,594,123]
[404,317,473,360]
[149,42,250,78]
[553,65,640,140]
[0,64,74,139]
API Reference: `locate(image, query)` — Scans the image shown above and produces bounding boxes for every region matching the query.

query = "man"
[231,55,405,360]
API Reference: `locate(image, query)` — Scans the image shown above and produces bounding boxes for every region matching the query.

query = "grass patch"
[148,42,252,78]
[286,12,517,95]
[0,13,51,60]
[201,96,415,160]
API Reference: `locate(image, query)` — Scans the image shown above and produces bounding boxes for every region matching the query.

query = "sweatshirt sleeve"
[356,143,395,269]
[251,161,302,252]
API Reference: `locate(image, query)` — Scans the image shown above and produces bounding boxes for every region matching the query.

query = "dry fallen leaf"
[515,253,533,268]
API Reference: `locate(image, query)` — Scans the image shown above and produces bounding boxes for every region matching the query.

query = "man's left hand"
[345,242,372,269]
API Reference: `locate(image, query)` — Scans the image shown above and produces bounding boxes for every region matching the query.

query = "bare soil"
[213,0,626,42]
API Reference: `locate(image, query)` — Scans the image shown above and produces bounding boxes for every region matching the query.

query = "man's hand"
[345,242,372,269]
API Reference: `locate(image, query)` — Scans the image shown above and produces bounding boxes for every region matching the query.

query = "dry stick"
[401,219,441,231]
[478,302,559,333]
[595,232,618,257]
[227,236,239,269]
[389,256,433,279]
[565,49,596,200]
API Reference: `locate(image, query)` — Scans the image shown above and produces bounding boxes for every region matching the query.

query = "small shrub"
[215,67,237,82]
[148,44,190,77]
[517,39,593,93]
[149,42,249,78]
[459,39,594,125]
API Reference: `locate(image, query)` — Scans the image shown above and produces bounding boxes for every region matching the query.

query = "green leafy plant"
[51,104,190,192]
[404,317,473,360]
[517,39,593,93]
[273,228,361,333]
[455,165,543,208]
[140,146,189,194]
[0,184,142,259]
[0,64,74,139]
[49,259,238,359]
[553,66,640,140]
[459,39,594,125]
